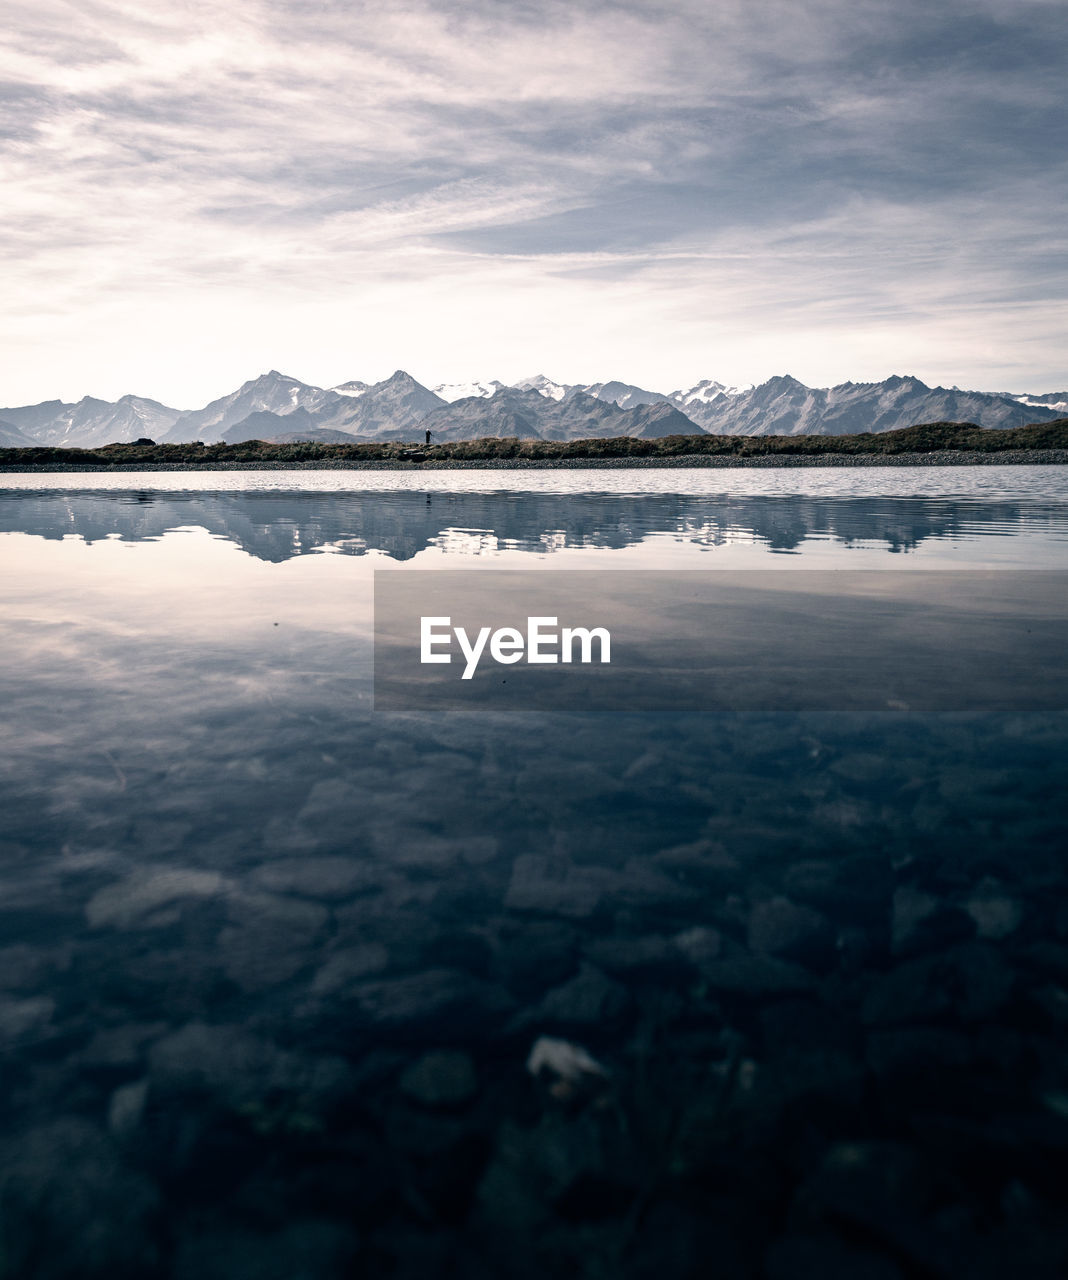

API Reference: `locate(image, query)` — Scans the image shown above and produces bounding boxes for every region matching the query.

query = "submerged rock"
[766,1233,904,1280]
[107,1078,149,1139]
[250,856,381,900]
[0,944,70,992]
[866,1028,973,1083]
[0,1119,159,1277]
[504,855,613,918]
[891,886,975,957]
[474,1108,638,1242]
[399,1050,478,1107]
[673,925,723,965]
[748,896,834,966]
[348,968,515,1034]
[494,920,578,996]
[78,1022,168,1075]
[308,943,391,997]
[0,995,56,1049]
[85,867,227,929]
[516,963,629,1031]
[698,954,814,996]
[862,944,1015,1026]
[963,878,1023,940]
[147,1021,354,1121]
[172,1220,358,1280]
[217,891,329,992]
[583,933,680,976]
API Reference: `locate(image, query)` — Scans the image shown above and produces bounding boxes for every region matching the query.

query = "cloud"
[0,0,1065,403]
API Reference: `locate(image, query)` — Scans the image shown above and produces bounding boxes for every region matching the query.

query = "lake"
[1,466,1067,1278]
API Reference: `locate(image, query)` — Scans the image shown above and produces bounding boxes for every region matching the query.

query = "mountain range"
[2,370,1063,450]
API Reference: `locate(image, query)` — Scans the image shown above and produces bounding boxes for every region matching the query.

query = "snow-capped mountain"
[446,375,664,408]
[515,375,737,412]
[2,369,1064,449]
[419,387,705,443]
[321,371,445,439]
[677,374,1054,436]
[1005,391,1068,413]
[571,380,665,409]
[220,371,447,443]
[512,374,570,401]
[670,379,748,407]
[332,380,370,399]
[162,371,344,443]
[0,394,182,448]
[432,380,505,403]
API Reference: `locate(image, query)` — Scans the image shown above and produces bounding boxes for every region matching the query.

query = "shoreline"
[2,448,1067,473]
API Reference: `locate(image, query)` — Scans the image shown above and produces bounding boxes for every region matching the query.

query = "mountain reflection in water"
[2,485,1068,560]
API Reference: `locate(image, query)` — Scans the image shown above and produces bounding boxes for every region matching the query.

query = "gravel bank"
[2,448,1067,473]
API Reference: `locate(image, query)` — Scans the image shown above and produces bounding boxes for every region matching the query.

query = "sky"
[1,0,1066,408]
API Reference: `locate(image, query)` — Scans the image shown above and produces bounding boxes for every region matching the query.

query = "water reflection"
[2,486,1068,559]
[1,482,1067,1278]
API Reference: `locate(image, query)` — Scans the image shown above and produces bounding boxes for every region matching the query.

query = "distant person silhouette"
[425,428,432,446]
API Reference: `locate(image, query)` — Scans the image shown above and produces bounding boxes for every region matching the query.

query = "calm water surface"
[1,467,1067,1278]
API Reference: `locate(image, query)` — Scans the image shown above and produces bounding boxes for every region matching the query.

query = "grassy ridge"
[2,418,1067,466]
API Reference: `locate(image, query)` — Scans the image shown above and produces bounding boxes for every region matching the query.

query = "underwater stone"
[250,856,382,900]
[748,896,833,964]
[862,944,1014,1026]
[518,963,630,1030]
[399,1050,478,1107]
[350,969,515,1033]
[504,855,613,918]
[85,867,227,929]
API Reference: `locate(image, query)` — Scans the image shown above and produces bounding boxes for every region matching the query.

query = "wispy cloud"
[1,0,1065,403]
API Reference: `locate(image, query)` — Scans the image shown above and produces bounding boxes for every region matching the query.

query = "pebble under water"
[1,472,1067,1279]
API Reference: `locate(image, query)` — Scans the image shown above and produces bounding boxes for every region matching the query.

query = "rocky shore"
[1,447,1067,472]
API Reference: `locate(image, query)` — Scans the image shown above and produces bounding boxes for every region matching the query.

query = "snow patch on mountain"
[513,375,569,401]
[670,379,748,405]
[573,380,665,409]
[433,380,505,402]
[1005,392,1068,412]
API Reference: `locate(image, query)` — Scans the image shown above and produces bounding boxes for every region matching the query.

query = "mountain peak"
[224,371,307,399]
[247,369,302,387]
[373,370,430,393]
[373,370,438,396]
[513,374,569,401]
